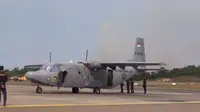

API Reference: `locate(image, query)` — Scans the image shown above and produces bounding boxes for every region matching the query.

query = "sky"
[1,0,200,69]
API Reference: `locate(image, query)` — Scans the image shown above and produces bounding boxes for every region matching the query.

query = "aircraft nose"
[25,71,34,80]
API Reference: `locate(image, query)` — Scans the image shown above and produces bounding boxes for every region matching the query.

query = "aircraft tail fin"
[132,37,146,62]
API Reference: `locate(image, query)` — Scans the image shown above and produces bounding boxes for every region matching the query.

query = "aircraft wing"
[100,62,166,67]
[79,61,166,69]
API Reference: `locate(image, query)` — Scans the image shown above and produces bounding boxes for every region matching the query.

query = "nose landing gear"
[36,86,43,94]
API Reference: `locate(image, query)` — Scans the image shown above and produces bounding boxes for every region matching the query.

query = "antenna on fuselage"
[49,52,52,62]
[85,49,88,61]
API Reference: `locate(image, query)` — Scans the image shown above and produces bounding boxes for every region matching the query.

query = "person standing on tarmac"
[0,66,7,106]
[0,82,7,106]
[143,77,147,94]
[130,78,134,93]
[120,82,124,93]
[126,80,130,93]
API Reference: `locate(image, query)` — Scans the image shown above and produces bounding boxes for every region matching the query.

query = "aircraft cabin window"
[51,65,60,72]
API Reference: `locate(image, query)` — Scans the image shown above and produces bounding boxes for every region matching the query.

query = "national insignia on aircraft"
[52,75,57,82]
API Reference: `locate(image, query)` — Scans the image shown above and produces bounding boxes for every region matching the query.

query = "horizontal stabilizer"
[138,68,161,71]
[137,67,167,72]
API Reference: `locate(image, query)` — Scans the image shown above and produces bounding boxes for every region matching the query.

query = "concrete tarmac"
[1,104,200,112]
[0,85,200,111]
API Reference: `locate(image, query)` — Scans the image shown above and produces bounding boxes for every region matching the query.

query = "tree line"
[133,65,200,81]
[4,67,39,77]
[149,65,200,79]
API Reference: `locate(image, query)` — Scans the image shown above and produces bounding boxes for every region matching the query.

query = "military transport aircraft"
[25,37,166,94]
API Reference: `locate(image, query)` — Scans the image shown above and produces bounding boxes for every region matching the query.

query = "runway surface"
[1,85,200,111]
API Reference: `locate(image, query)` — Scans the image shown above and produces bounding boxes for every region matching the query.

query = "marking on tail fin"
[135,52,144,56]
[137,44,141,47]
[132,37,145,62]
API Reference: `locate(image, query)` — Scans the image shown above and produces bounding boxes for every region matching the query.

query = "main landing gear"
[36,85,43,94]
[36,86,80,94]
[93,87,101,94]
[72,87,79,93]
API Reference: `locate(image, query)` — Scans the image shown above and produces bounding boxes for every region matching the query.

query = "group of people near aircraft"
[120,76,147,94]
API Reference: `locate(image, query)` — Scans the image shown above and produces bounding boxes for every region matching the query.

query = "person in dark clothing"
[120,83,124,93]
[130,78,134,93]
[126,80,130,93]
[143,78,147,94]
[57,71,62,89]
[0,82,7,106]
[0,66,7,106]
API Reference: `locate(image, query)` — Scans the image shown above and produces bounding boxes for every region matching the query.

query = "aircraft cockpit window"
[41,66,46,70]
[45,66,51,71]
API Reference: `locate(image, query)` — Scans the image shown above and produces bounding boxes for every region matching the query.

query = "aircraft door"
[52,64,68,87]
[107,69,113,87]
[57,71,67,84]
[59,64,73,86]
[73,64,86,87]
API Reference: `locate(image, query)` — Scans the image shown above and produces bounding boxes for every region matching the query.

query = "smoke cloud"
[95,21,135,62]
[95,0,200,69]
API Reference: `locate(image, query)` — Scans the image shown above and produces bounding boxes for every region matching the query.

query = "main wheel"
[72,87,79,93]
[94,87,101,94]
[36,86,42,94]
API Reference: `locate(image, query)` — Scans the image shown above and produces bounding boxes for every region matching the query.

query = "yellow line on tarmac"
[85,100,108,103]
[1,101,200,108]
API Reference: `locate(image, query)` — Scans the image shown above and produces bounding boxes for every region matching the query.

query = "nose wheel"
[36,86,43,94]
